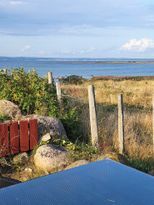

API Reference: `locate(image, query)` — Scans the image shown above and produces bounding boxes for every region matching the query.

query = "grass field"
[61,77,154,166]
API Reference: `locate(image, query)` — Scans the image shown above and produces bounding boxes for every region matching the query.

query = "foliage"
[60,97,83,142]
[0,68,82,142]
[0,68,59,116]
[0,115,11,122]
[52,138,99,161]
[126,157,154,173]
[59,75,86,85]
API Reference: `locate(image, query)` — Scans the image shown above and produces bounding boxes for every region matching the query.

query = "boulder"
[65,160,89,170]
[34,144,68,173]
[13,152,29,165]
[0,100,21,119]
[26,115,67,140]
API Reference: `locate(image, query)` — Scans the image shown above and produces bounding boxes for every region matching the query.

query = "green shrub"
[126,157,154,173]
[0,115,11,122]
[0,68,82,142]
[52,138,98,161]
[60,97,83,142]
[0,68,59,116]
[59,75,86,85]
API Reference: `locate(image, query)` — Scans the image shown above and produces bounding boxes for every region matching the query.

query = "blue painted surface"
[0,159,154,205]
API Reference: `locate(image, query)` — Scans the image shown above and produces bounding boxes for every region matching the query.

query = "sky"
[0,0,154,58]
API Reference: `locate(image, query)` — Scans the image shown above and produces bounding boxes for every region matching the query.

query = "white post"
[47,72,53,84]
[56,81,62,104]
[88,85,98,147]
[118,94,124,154]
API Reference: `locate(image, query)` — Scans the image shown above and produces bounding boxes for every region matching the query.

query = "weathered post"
[88,85,98,147]
[118,94,124,154]
[152,94,154,154]
[47,72,53,84]
[3,69,7,74]
[56,81,62,104]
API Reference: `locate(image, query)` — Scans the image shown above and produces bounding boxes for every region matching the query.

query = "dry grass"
[61,78,154,161]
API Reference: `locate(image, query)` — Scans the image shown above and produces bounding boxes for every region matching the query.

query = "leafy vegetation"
[59,75,86,85]
[0,115,11,122]
[0,68,59,116]
[52,138,99,161]
[0,68,81,143]
[126,157,154,173]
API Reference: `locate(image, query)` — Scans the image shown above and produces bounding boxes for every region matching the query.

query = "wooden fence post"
[3,69,7,74]
[88,85,98,147]
[56,81,62,104]
[152,94,154,154]
[118,94,124,154]
[47,72,53,84]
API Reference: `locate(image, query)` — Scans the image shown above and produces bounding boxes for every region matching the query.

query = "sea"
[0,57,154,78]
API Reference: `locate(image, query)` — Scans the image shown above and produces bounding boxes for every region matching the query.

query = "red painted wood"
[20,120,29,152]
[10,121,19,154]
[29,119,38,150]
[0,123,9,157]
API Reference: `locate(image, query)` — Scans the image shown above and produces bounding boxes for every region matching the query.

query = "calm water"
[0,57,154,78]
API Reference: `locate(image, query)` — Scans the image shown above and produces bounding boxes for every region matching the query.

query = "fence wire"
[61,85,153,158]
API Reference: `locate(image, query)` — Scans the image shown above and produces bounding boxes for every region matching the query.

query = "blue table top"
[0,159,154,205]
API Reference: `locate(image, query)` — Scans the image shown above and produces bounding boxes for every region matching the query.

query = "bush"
[0,68,59,116]
[52,138,99,161]
[59,75,86,85]
[0,68,82,142]
[60,97,82,142]
[0,115,11,122]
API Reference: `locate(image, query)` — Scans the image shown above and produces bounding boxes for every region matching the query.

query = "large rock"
[0,100,21,119]
[27,115,67,140]
[34,144,68,173]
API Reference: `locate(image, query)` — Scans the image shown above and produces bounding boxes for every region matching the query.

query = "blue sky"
[0,0,154,58]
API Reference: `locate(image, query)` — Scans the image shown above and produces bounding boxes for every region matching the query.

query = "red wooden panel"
[0,123,9,157]
[20,120,29,152]
[10,121,19,155]
[29,119,38,150]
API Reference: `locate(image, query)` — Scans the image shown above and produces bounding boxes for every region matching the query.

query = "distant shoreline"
[1,56,154,64]
[91,75,154,80]
[1,57,154,78]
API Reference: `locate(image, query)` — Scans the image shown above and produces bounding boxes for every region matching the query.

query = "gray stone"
[25,115,67,140]
[34,144,68,173]
[0,100,21,120]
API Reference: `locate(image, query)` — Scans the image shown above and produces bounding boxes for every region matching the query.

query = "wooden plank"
[10,121,19,155]
[29,119,38,150]
[20,120,29,152]
[0,123,9,157]
[88,85,98,147]
[118,94,124,154]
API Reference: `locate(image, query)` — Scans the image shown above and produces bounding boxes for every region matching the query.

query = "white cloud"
[9,1,23,5]
[59,47,97,55]
[21,45,31,52]
[38,50,46,56]
[0,0,24,7]
[121,38,154,52]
